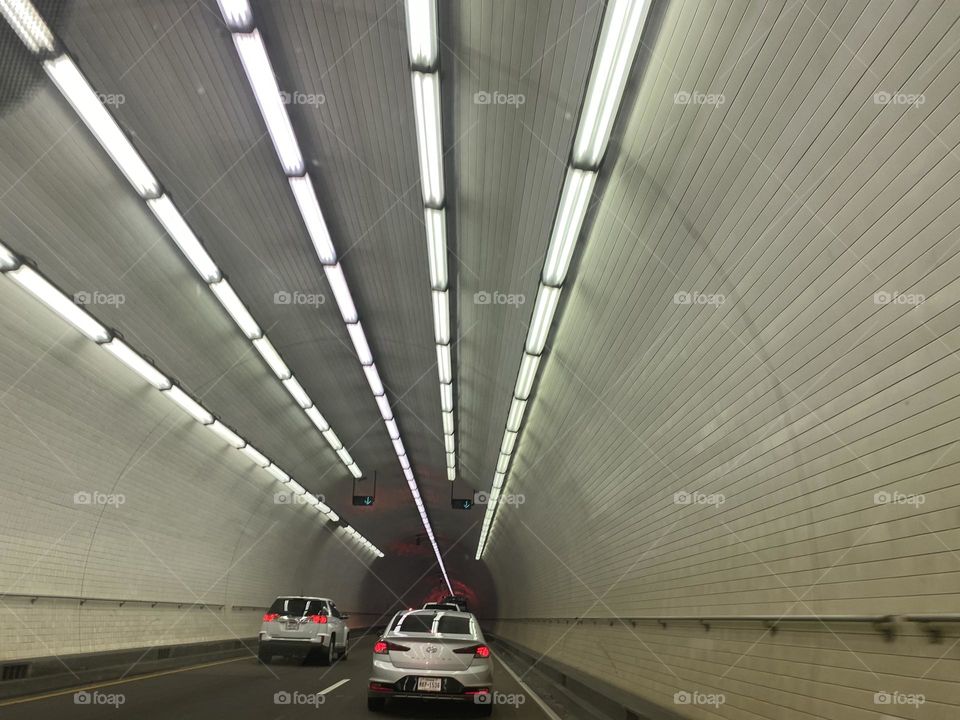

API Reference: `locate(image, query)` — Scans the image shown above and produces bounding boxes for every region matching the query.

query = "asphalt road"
[0,635,557,720]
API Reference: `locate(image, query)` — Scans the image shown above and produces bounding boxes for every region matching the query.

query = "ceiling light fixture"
[231,30,304,176]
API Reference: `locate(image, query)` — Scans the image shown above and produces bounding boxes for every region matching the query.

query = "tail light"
[309,614,328,624]
[262,612,279,622]
[454,644,491,658]
[374,640,410,654]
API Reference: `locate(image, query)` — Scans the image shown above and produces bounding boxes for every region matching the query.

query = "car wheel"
[257,647,271,664]
[339,643,348,661]
[367,697,386,712]
[479,702,494,716]
[321,635,335,666]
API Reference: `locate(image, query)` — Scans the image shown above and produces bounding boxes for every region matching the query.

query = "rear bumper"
[258,633,328,656]
[368,680,492,703]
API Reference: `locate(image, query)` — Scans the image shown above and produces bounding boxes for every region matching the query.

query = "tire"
[339,636,348,661]
[479,702,493,716]
[367,697,386,712]
[321,635,335,666]
[257,647,271,664]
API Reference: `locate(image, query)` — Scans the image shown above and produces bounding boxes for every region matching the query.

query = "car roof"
[272,596,332,601]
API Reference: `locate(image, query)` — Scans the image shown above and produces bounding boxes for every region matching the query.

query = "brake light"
[262,613,279,622]
[374,640,410,654]
[454,644,491,658]
[309,614,328,624]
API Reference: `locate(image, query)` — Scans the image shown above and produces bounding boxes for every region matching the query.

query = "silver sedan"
[368,610,494,714]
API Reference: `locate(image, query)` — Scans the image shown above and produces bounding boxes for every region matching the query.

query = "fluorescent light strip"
[305,406,329,432]
[0,245,373,551]
[220,3,442,585]
[403,0,438,68]
[210,278,261,339]
[525,285,561,355]
[542,169,597,286]
[42,50,354,476]
[231,30,303,175]
[163,385,214,425]
[253,337,291,380]
[425,208,447,290]
[514,353,541,400]
[347,322,373,365]
[43,56,159,198]
[282,376,313,409]
[240,443,269,468]
[289,174,336,264]
[411,71,444,207]
[8,266,109,342]
[436,344,452,383]
[440,383,453,412]
[147,196,221,282]
[572,0,650,168]
[478,0,651,560]
[215,0,253,31]
[208,420,245,449]
[432,289,450,344]
[103,339,171,390]
[0,0,53,52]
[0,240,18,270]
[323,264,358,323]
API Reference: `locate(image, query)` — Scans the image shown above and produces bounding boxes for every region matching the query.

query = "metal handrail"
[487,614,960,642]
[0,592,224,609]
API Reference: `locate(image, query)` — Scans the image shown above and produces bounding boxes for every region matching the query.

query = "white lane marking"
[320,678,351,694]
[495,652,563,720]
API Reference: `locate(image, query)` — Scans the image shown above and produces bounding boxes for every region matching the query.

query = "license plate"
[285,622,299,630]
[416,677,442,693]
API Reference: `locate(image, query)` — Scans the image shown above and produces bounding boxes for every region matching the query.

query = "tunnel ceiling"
[0,0,605,567]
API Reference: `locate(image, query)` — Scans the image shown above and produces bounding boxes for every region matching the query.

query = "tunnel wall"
[481,67,960,720]
[0,280,385,661]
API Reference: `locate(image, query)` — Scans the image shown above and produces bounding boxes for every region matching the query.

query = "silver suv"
[258,596,349,665]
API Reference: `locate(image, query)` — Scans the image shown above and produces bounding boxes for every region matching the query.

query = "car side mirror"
[341,613,350,620]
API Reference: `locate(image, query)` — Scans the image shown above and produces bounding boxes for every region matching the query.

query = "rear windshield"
[269,598,327,616]
[396,612,436,633]
[437,616,472,635]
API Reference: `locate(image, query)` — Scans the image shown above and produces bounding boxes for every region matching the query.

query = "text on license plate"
[285,622,299,630]
[416,677,442,692]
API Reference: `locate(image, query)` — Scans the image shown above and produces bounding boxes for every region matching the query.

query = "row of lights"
[403,0,458,484]
[475,0,652,559]
[0,1,363,482]
[0,241,382,557]
[214,0,452,592]
[0,0,380,554]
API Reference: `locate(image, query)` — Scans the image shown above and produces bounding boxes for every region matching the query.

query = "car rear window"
[396,612,436,633]
[268,598,327,616]
[437,616,472,635]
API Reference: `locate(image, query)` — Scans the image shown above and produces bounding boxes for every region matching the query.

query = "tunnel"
[0,0,958,718]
